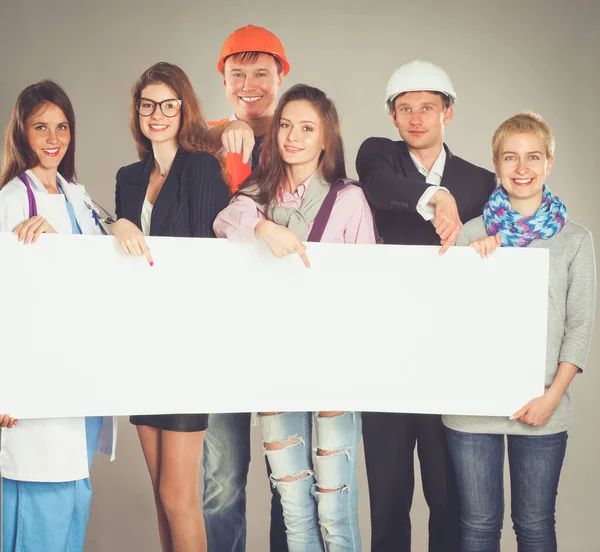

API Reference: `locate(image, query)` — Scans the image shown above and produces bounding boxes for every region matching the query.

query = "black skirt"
[130,413,209,432]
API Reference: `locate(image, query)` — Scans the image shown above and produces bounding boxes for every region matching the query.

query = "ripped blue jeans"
[259,411,362,552]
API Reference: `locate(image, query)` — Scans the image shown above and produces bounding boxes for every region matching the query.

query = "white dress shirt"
[411,147,449,221]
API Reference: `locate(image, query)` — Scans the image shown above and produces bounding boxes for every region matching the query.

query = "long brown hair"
[0,80,76,189]
[130,62,217,161]
[238,84,346,209]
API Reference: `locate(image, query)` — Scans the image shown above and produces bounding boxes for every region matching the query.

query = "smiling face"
[223,53,283,122]
[277,100,325,175]
[494,132,554,206]
[26,102,71,171]
[138,83,181,146]
[391,91,453,153]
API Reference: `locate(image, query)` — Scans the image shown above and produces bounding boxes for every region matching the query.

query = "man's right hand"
[429,189,462,254]
[220,120,255,165]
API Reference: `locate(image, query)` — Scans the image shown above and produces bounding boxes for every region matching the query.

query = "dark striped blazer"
[115,148,230,238]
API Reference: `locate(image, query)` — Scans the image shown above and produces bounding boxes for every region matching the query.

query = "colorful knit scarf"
[483,185,567,247]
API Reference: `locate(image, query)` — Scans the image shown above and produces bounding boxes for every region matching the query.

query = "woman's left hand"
[511,392,560,426]
[0,414,18,428]
[469,234,501,258]
[14,216,57,244]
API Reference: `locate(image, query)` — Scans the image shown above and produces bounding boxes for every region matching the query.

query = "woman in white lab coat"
[0,80,116,552]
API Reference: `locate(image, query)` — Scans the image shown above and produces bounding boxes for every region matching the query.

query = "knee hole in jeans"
[264,436,311,483]
[316,445,347,490]
[316,410,346,418]
[315,448,350,493]
[264,436,301,451]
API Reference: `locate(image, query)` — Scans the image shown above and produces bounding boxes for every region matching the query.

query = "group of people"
[0,23,596,552]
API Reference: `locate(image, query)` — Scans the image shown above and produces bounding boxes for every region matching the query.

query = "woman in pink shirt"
[214,84,374,551]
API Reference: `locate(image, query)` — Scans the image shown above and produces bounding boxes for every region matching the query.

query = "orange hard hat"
[217,25,290,75]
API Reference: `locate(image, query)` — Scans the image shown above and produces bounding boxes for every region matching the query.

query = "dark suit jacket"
[356,138,495,245]
[115,148,230,238]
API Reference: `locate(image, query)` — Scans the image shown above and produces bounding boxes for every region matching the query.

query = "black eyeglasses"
[135,98,182,118]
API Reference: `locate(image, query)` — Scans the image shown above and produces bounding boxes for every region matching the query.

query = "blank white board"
[0,233,548,418]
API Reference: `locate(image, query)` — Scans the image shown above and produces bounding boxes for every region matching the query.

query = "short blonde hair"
[492,112,555,160]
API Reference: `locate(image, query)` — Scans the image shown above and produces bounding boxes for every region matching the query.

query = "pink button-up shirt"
[213,174,377,244]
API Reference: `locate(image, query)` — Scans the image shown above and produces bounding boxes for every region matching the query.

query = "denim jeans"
[259,411,362,552]
[446,428,567,552]
[203,412,288,552]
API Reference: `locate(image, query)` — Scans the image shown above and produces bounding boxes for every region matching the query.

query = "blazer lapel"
[150,148,188,234]
[439,144,456,188]
[125,157,153,230]
[397,141,427,182]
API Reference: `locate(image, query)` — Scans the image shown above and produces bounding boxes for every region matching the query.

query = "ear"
[391,109,400,130]
[546,155,555,176]
[443,105,454,125]
[276,72,284,89]
[222,77,227,88]
[493,157,500,178]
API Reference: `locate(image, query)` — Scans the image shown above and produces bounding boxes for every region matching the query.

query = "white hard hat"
[384,60,457,113]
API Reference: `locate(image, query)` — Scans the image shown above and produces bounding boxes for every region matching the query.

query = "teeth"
[240,97,260,103]
[150,125,167,130]
[514,179,532,184]
[44,148,59,153]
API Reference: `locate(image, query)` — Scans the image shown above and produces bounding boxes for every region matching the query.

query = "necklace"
[154,162,170,178]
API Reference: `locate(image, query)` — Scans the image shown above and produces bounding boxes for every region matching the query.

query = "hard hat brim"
[218,52,290,75]
[385,88,457,113]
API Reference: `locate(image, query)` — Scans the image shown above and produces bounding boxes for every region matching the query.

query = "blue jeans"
[2,416,103,552]
[260,411,362,552]
[203,412,287,552]
[446,428,567,552]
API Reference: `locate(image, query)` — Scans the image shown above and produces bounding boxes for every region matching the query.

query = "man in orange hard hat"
[203,26,290,552]
[208,24,289,193]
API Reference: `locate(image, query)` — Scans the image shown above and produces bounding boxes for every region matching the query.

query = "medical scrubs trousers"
[1,416,103,552]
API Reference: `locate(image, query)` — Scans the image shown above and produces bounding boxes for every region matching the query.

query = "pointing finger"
[296,244,311,269]
[143,245,154,267]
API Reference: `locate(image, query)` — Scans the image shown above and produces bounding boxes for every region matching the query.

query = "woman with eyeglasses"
[111,62,229,552]
[0,80,116,552]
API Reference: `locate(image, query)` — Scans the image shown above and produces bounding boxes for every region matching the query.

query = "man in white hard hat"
[356,60,495,552]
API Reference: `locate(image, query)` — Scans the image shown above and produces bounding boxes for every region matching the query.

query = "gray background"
[1,0,598,550]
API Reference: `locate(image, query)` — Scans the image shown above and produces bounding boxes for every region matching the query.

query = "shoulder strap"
[18,173,38,218]
[307,178,353,243]
[307,178,384,244]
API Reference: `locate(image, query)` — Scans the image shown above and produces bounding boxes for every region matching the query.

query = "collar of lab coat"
[25,169,85,207]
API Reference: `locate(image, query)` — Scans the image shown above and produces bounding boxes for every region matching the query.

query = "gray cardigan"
[443,217,596,436]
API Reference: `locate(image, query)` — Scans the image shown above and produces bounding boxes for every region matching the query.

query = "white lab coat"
[0,170,117,482]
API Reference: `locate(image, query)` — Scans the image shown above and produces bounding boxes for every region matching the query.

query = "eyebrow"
[139,97,178,101]
[280,117,317,125]
[30,120,68,125]
[502,150,544,155]
[396,102,436,107]
[228,67,271,72]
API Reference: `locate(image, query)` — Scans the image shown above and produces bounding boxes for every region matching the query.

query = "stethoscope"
[83,199,115,235]
[18,172,115,236]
